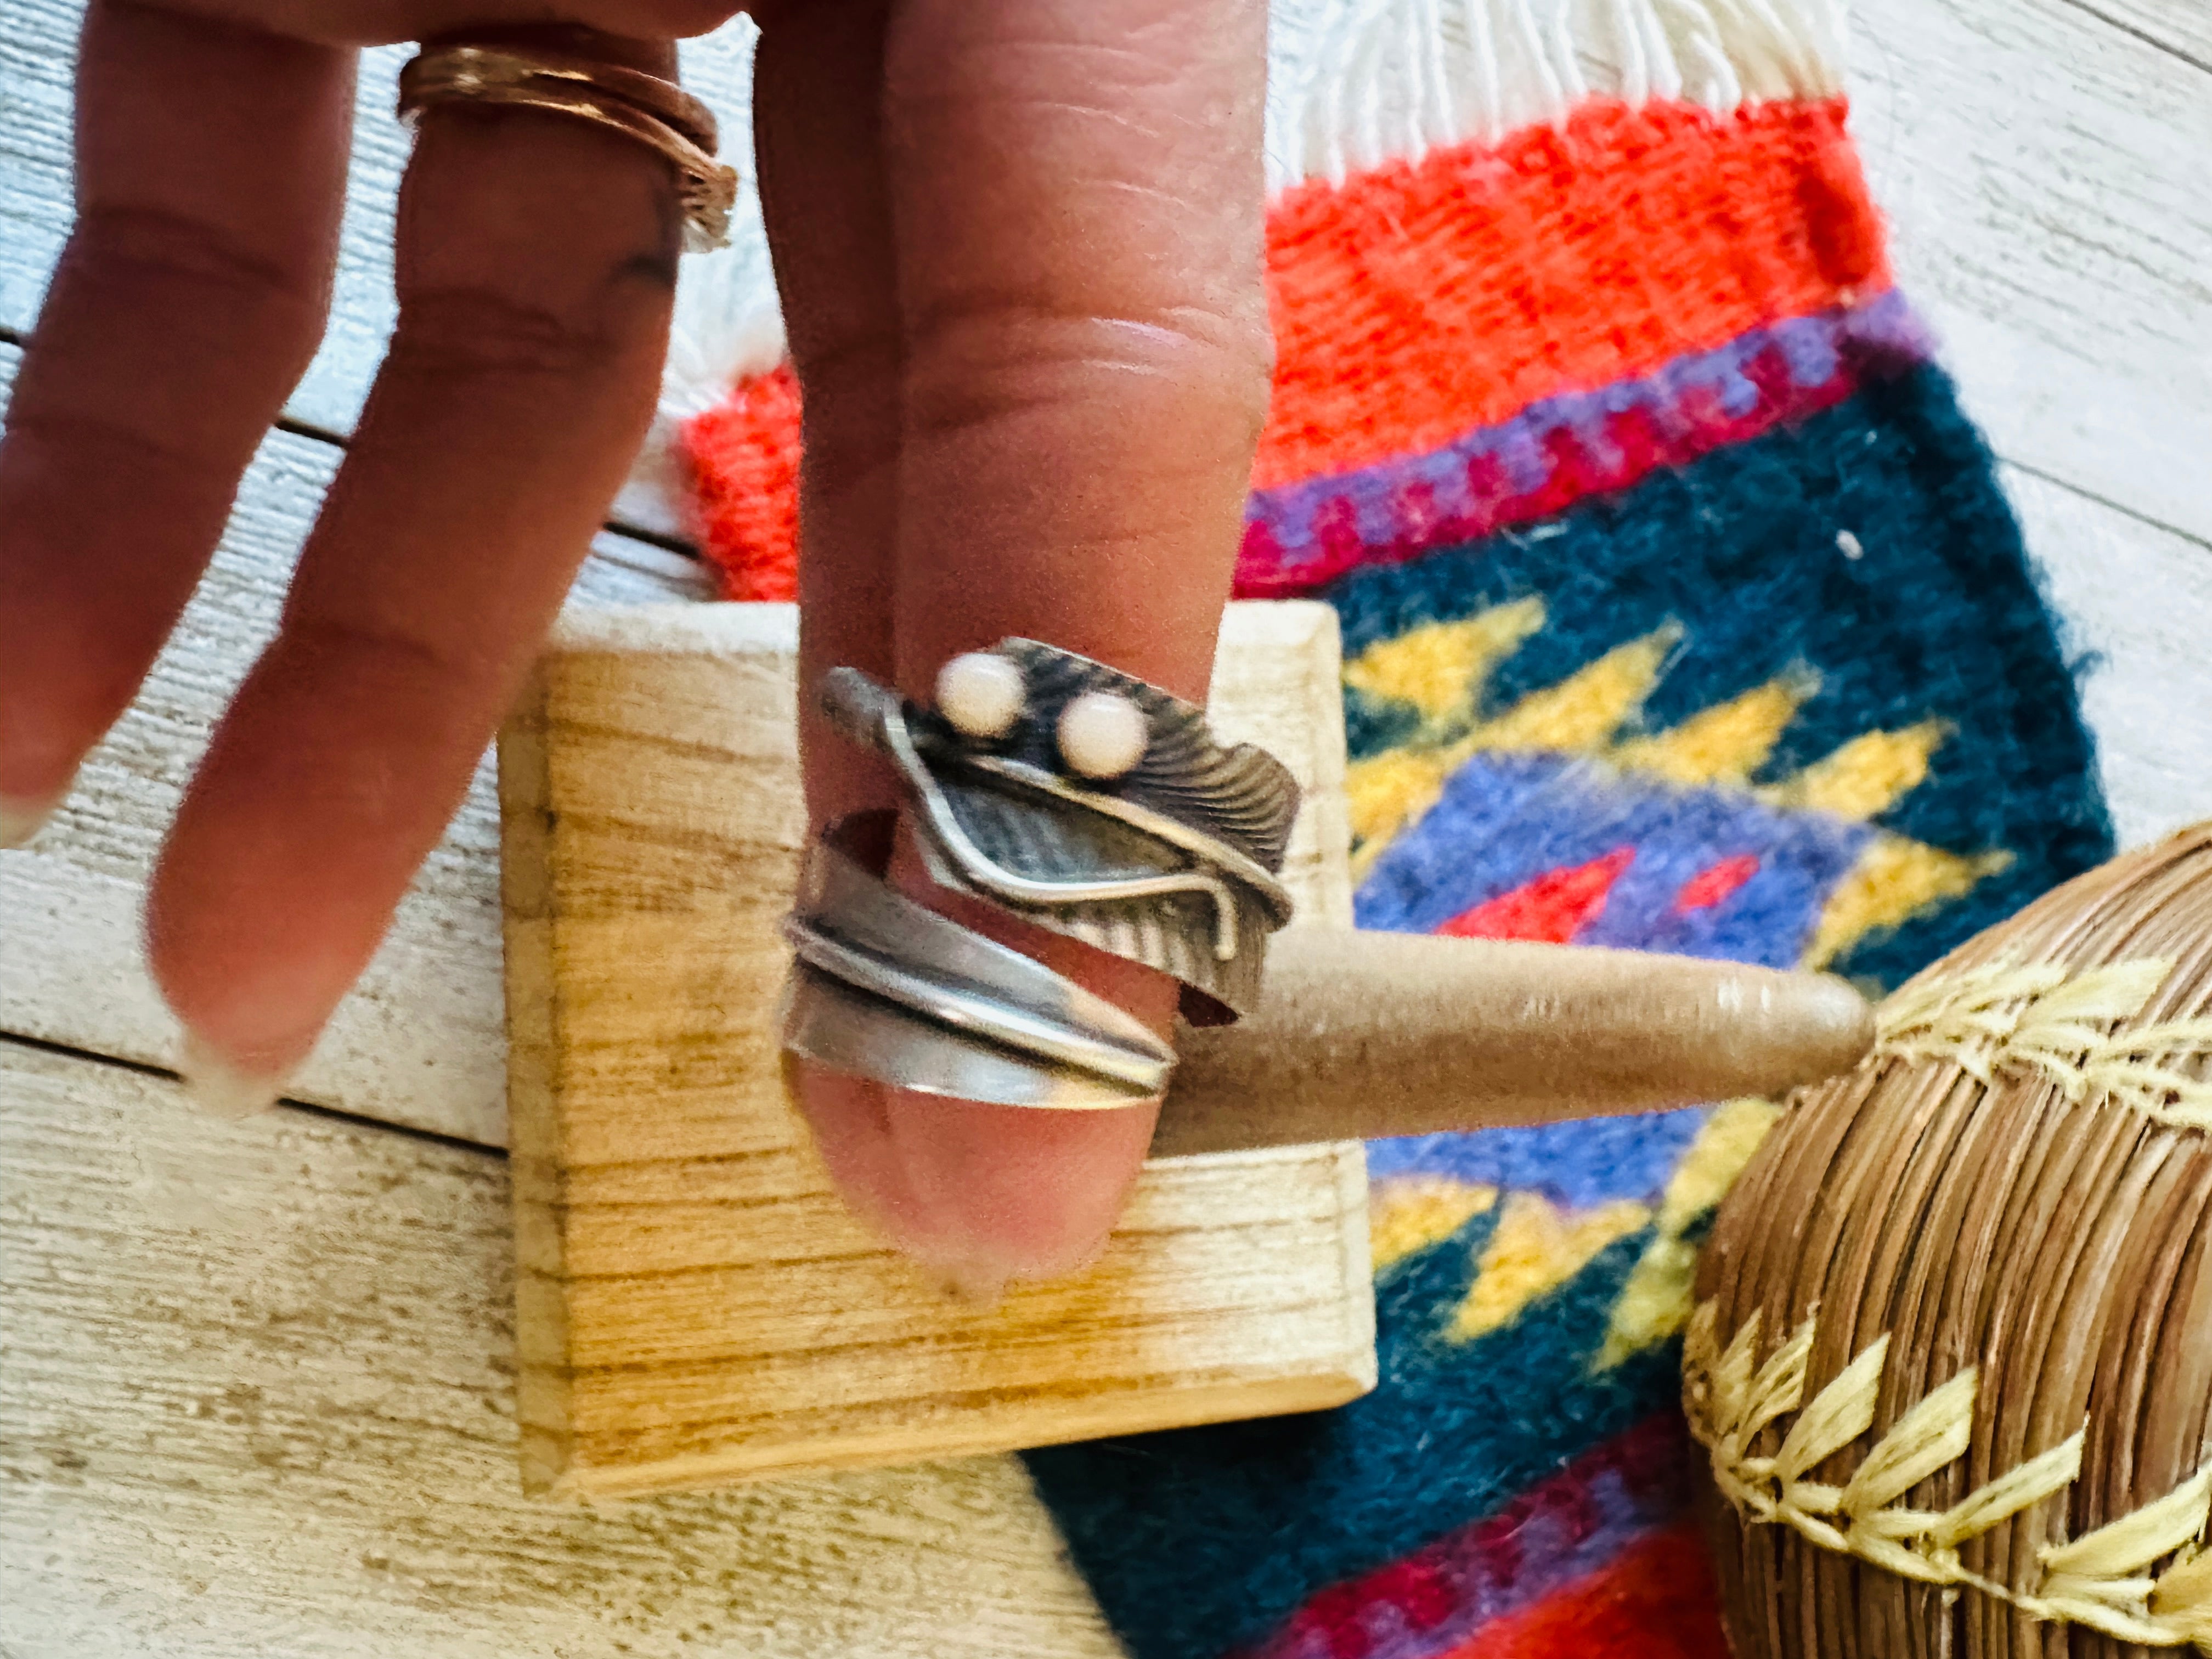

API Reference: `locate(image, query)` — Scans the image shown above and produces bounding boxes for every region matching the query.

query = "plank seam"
[2007,458,2212,554]
[0,1026,506,1160]
[2055,0,2212,74]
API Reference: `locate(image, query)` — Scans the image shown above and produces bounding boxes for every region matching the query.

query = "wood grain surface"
[1849,0,2212,547]
[0,341,712,1148]
[0,1035,1125,1659]
[2,3,2208,1651]
[502,601,1372,1496]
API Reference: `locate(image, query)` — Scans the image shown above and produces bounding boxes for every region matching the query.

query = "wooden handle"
[1154,930,1875,1156]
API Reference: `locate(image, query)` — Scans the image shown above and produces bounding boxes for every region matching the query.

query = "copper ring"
[397,43,739,252]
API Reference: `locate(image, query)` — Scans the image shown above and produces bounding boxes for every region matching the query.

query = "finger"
[751,0,1264,1290]
[792,1059,1167,1301]
[825,0,1274,1290]
[885,0,1273,695]
[751,0,902,837]
[165,0,743,50]
[147,31,681,1100]
[0,1,350,840]
[752,0,1028,1277]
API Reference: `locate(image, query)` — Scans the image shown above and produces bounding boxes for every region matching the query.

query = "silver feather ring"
[818,641,1300,1018]
[779,641,1303,1107]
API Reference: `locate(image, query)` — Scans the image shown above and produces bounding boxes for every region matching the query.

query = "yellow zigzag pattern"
[1451,1194,1650,1342]
[1343,599,2008,968]
[1369,1178,1498,1274]
[1363,1097,1795,1354]
[1614,670,1818,787]
[1596,1098,1781,1369]
[1363,1098,1786,1353]
[1346,618,1677,881]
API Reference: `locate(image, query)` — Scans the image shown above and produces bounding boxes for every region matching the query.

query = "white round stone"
[1056,690,1149,780]
[935,652,1026,740]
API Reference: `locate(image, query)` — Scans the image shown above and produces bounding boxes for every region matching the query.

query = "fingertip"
[175,1030,290,1120]
[792,1057,1158,1284]
[0,785,69,851]
[144,785,348,1094]
[881,1089,1159,1282]
[788,1056,905,1223]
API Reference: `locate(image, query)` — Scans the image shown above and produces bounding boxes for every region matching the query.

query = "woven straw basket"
[1690,821,2212,1656]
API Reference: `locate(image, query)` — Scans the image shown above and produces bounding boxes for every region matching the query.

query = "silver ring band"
[780,834,1177,1109]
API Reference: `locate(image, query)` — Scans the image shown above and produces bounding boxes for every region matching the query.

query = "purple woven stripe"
[1238,291,1933,591]
[1365,1107,1708,1209]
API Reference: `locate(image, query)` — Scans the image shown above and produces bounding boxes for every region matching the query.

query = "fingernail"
[177,1034,290,1120]
[0,789,65,850]
[938,1262,1012,1309]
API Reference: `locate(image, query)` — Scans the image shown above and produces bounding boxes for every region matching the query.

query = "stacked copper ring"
[397,42,739,251]
[781,642,1304,1108]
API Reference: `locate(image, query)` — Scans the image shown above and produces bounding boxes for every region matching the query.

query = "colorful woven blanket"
[665,2,2112,1652]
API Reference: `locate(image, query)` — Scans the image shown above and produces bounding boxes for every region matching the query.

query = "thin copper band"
[400,44,721,149]
[397,43,738,252]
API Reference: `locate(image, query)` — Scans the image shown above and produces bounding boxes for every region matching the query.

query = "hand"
[0,0,1272,1294]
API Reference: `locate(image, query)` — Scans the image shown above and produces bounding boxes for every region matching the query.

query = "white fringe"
[633,0,1849,529]
[1268,0,1848,188]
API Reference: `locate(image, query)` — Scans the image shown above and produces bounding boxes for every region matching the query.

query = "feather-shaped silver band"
[780,837,1176,1109]
[815,644,1300,1017]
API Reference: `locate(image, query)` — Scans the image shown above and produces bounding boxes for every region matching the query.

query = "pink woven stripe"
[1233,292,1932,598]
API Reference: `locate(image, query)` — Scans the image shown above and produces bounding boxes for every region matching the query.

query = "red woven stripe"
[1257,96,1884,489]
[688,363,801,602]
[682,96,1887,603]
[1441,1524,1729,1658]
[1438,848,1635,944]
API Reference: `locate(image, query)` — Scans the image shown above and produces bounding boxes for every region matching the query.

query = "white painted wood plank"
[1850,0,2212,545]
[0,341,713,1148]
[5,0,2208,553]
[0,1035,1122,1659]
[2073,0,2212,66]
[0,0,85,350]
[0,0,405,440]
[2006,464,2212,850]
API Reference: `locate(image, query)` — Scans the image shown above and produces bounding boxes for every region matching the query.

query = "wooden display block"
[498,601,1374,1498]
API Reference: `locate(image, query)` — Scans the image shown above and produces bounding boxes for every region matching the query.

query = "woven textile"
[675,2,2112,1652]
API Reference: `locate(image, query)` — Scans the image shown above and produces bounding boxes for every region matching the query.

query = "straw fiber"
[1692,821,2212,1655]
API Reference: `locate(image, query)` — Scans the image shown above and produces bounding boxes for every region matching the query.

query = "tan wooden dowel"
[1155,930,1874,1156]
